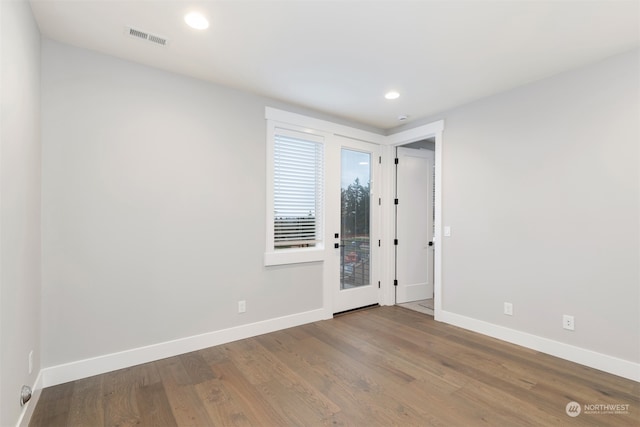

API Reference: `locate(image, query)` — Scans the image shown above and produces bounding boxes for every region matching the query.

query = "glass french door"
[332,139,379,313]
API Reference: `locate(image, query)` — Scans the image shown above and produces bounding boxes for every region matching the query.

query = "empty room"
[1,0,639,426]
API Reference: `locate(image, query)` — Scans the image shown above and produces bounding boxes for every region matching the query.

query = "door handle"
[428,242,434,247]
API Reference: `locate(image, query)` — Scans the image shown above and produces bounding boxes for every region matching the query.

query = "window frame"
[265,120,328,266]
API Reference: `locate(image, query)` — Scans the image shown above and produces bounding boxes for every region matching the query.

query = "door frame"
[383,121,444,319]
[330,139,382,314]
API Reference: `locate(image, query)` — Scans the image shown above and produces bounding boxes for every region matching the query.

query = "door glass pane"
[341,149,371,290]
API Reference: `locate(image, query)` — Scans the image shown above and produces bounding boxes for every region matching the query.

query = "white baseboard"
[437,310,640,382]
[41,308,326,388]
[15,370,43,427]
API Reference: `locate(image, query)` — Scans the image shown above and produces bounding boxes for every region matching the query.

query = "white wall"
[41,40,326,369]
[434,50,639,364]
[0,0,42,425]
[33,23,640,401]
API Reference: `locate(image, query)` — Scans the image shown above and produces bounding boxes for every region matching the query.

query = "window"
[273,129,324,249]
[265,122,325,265]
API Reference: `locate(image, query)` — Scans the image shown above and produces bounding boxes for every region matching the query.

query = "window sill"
[264,247,324,266]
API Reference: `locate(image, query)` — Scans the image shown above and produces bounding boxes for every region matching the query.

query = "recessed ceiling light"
[385,91,400,100]
[184,12,209,30]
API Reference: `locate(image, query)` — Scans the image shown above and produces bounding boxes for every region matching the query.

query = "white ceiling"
[29,0,639,131]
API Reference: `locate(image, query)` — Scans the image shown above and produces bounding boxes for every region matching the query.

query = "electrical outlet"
[238,300,246,313]
[563,315,575,331]
[28,350,33,374]
[504,302,513,316]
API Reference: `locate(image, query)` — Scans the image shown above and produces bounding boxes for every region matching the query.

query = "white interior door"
[331,138,380,313]
[396,147,434,304]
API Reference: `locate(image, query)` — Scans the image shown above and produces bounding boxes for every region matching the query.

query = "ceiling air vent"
[147,34,167,46]
[126,27,168,47]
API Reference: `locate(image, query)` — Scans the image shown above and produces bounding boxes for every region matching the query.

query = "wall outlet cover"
[563,315,575,331]
[504,302,513,316]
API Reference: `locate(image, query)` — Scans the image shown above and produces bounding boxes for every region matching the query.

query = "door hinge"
[394,198,399,205]
[393,279,398,287]
[394,158,399,165]
[378,240,381,247]
[378,197,381,206]
[379,156,382,164]
[394,239,398,245]
[378,281,381,289]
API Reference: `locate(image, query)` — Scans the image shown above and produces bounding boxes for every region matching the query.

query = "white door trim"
[384,121,444,320]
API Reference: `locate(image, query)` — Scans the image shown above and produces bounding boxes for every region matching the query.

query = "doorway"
[396,142,435,305]
[394,140,435,314]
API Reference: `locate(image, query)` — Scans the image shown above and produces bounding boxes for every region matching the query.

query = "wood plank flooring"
[30,306,640,426]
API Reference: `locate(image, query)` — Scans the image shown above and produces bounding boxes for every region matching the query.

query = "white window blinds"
[273,129,324,248]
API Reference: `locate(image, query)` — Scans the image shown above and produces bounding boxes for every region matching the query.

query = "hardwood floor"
[397,299,434,316]
[30,306,640,426]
